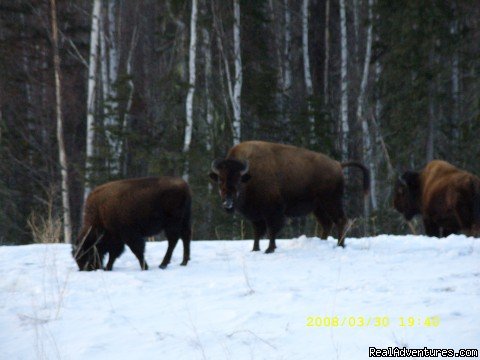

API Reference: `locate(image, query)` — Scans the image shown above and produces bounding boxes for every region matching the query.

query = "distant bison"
[209,141,369,250]
[72,177,191,271]
[394,160,480,237]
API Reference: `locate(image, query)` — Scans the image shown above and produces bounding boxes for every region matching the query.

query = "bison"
[393,160,480,237]
[72,176,191,271]
[209,141,369,250]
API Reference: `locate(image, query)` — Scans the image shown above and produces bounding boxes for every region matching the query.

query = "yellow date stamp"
[306,316,440,328]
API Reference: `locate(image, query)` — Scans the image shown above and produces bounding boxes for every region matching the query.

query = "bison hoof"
[252,248,260,252]
[180,261,188,266]
[142,263,149,270]
[265,247,275,254]
[159,263,168,269]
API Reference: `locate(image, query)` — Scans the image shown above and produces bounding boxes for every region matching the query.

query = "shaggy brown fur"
[394,160,480,237]
[210,141,369,250]
[72,177,191,271]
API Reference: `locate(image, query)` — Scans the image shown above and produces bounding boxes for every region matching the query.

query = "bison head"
[393,171,421,221]
[209,158,251,213]
[71,228,104,271]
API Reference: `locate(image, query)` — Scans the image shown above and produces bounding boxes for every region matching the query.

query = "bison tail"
[341,161,370,195]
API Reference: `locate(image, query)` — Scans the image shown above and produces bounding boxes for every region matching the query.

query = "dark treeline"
[0,0,479,244]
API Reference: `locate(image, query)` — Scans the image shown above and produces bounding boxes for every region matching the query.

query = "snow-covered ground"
[1,235,479,359]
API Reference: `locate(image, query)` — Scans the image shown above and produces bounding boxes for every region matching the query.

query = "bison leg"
[265,215,284,254]
[423,219,440,237]
[251,220,267,251]
[335,217,348,247]
[180,227,191,266]
[160,229,180,269]
[314,208,333,240]
[320,221,333,240]
[320,198,348,247]
[441,227,458,237]
[104,240,125,271]
[126,238,148,270]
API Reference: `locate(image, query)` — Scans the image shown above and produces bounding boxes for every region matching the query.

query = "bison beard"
[394,160,480,237]
[210,141,369,251]
[72,177,192,271]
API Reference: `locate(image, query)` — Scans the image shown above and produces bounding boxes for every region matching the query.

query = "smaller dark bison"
[394,160,480,237]
[209,141,369,250]
[72,176,191,271]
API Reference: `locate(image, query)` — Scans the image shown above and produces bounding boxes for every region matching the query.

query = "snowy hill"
[1,235,479,359]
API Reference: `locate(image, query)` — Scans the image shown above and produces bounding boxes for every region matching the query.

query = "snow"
[1,235,479,359]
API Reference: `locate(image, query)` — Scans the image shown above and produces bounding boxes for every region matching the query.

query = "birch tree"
[339,0,349,161]
[232,0,242,144]
[84,0,101,201]
[103,0,121,174]
[302,0,315,143]
[212,0,243,145]
[356,0,376,215]
[50,0,72,243]
[183,0,198,181]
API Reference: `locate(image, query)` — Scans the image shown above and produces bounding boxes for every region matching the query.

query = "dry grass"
[27,193,62,244]
[28,211,62,244]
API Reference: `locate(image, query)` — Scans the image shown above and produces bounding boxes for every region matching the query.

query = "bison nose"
[223,198,234,210]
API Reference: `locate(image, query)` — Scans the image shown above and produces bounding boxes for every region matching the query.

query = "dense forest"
[0,0,479,244]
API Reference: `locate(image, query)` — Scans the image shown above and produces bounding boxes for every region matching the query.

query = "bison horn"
[398,175,407,187]
[211,159,222,175]
[239,160,249,175]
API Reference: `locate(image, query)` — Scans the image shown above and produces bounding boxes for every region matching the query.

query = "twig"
[339,218,356,246]
[407,221,417,235]
[370,110,395,177]
[227,329,277,350]
[187,308,208,360]
[242,258,255,295]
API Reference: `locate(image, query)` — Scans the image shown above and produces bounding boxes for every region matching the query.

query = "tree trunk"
[426,51,435,163]
[232,0,242,145]
[20,14,35,165]
[353,0,359,66]
[183,0,198,181]
[105,0,121,175]
[283,0,292,130]
[84,0,101,201]
[339,0,349,161]
[356,0,375,225]
[450,2,460,143]
[324,0,330,105]
[212,4,234,128]
[119,24,138,177]
[202,25,213,152]
[373,11,383,202]
[268,0,285,130]
[50,0,72,244]
[302,0,315,144]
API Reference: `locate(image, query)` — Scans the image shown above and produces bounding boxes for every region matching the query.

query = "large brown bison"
[72,177,191,271]
[209,141,369,250]
[394,160,480,237]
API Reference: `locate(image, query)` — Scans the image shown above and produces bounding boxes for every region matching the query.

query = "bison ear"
[241,173,251,183]
[209,172,219,182]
